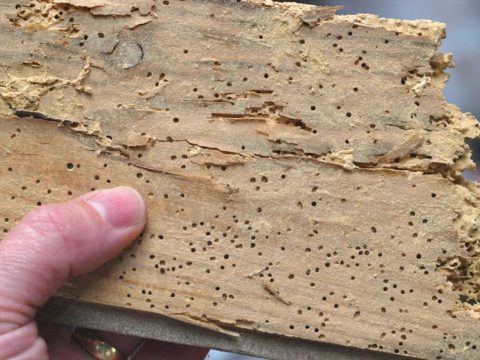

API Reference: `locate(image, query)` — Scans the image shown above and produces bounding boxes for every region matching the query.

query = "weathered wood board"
[1,0,480,359]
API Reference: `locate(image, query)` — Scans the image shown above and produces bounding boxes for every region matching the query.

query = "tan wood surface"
[1,1,480,359]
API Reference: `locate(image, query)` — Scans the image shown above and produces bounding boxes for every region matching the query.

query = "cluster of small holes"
[11,2,67,28]
[5,123,471,357]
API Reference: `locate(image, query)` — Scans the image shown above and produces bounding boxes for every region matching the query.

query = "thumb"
[0,186,146,359]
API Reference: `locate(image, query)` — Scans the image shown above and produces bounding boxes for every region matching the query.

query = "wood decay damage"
[1,0,480,359]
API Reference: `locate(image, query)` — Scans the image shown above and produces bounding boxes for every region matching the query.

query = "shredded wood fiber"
[1,0,480,359]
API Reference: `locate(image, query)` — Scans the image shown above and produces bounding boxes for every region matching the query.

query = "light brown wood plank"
[1,1,479,359]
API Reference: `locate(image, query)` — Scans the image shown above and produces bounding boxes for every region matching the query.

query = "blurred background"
[209,1,480,359]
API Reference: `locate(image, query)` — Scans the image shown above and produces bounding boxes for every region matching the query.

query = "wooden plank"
[1,1,479,359]
[37,297,406,360]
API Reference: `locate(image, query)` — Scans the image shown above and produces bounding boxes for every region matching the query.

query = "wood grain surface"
[1,1,480,359]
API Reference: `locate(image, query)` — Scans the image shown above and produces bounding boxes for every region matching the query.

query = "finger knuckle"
[25,204,70,241]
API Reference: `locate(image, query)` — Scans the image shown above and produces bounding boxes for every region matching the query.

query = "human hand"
[0,187,208,359]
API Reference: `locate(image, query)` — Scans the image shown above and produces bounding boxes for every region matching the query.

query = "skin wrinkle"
[0,225,69,310]
[0,321,44,359]
[0,297,33,333]
[9,338,49,360]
